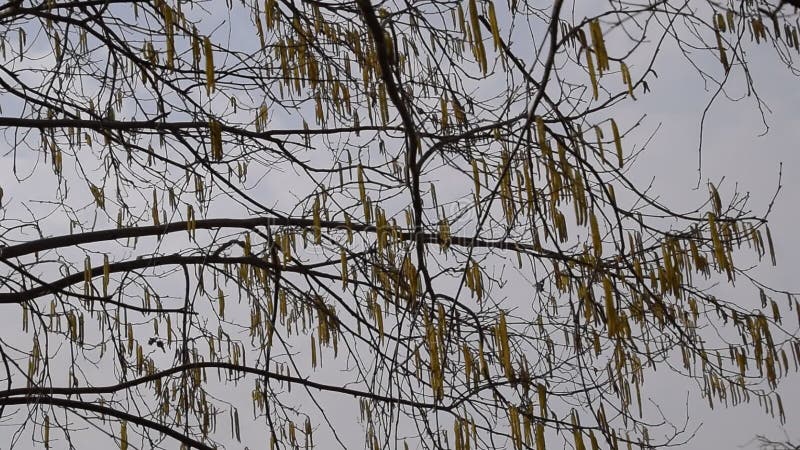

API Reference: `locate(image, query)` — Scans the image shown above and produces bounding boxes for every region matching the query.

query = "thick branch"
[0,217,563,261]
[0,116,404,139]
[0,361,444,411]
[0,395,213,450]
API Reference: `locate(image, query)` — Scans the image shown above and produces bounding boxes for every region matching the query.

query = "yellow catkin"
[488,2,501,50]
[498,311,512,379]
[620,62,634,98]
[90,184,105,209]
[572,411,586,450]
[589,19,608,72]
[440,96,449,130]
[708,212,728,271]
[604,276,617,337]
[120,421,128,450]
[714,27,730,73]
[209,120,223,160]
[472,261,482,302]
[344,213,353,244]
[535,115,547,149]
[312,196,322,244]
[715,13,727,33]
[590,212,602,258]
[472,158,481,206]
[439,216,450,251]
[311,335,317,368]
[340,249,348,289]
[593,126,605,163]
[468,0,481,46]
[589,430,600,450]
[535,422,545,450]
[164,6,175,69]
[316,90,325,123]
[586,47,599,100]
[186,205,195,237]
[150,189,160,226]
[44,415,50,448]
[203,36,215,93]
[218,288,225,319]
[765,224,776,266]
[611,119,623,167]
[102,254,110,296]
[468,0,487,73]
[357,164,367,204]
[537,383,547,416]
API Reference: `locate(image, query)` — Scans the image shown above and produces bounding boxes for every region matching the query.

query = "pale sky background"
[0,2,799,450]
[612,29,800,449]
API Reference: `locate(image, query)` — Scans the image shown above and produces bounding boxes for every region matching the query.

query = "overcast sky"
[1,2,799,450]
[614,30,800,449]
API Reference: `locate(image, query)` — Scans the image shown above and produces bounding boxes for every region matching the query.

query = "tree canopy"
[0,0,798,449]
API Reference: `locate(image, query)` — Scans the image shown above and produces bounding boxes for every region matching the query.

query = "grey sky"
[614,29,800,449]
[1,1,799,450]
